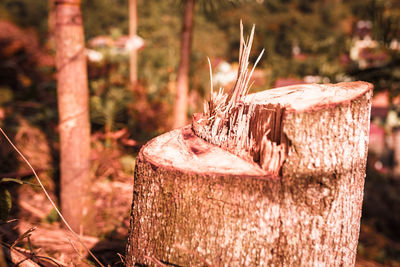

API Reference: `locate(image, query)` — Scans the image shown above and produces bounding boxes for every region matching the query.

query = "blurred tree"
[55,0,91,232]
[173,0,235,128]
[173,0,195,128]
[130,0,137,91]
[48,0,56,47]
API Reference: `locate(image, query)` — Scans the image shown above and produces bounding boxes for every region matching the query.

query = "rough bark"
[55,0,90,233]
[129,0,137,91]
[126,82,373,266]
[172,0,195,129]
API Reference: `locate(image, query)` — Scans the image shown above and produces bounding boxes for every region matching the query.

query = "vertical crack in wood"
[192,23,286,176]
[193,101,289,177]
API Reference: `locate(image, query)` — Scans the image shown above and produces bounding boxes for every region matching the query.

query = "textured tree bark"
[55,0,90,233]
[172,0,195,129]
[126,82,373,266]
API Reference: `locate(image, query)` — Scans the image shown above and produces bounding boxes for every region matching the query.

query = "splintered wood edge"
[139,126,270,179]
[191,81,374,175]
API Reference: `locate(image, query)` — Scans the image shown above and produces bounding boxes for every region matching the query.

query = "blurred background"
[0,0,399,266]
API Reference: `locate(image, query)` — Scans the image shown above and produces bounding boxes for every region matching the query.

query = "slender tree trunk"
[48,0,56,47]
[126,82,373,266]
[129,0,137,91]
[0,237,6,267]
[393,127,400,178]
[173,0,195,128]
[55,0,90,233]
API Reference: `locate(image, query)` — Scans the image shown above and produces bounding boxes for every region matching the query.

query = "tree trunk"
[393,127,400,178]
[55,0,90,233]
[48,0,56,47]
[126,82,373,266]
[129,0,137,91]
[0,236,6,267]
[172,0,195,129]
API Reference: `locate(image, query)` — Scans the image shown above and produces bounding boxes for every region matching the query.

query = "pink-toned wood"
[245,81,372,112]
[193,81,373,175]
[127,82,374,266]
[55,0,91,233]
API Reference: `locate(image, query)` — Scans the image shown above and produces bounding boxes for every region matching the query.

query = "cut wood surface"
[126,81,373,266]
[193,81,372,176]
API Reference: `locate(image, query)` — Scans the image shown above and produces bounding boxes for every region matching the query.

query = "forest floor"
[1,172,132,266]
[3,176,400,266]
[0,134,135,266]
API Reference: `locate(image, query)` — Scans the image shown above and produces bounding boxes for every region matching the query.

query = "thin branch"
[207,57,213,98]
[0,127,104,267]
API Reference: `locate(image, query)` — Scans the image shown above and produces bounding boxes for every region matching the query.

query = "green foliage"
[0,177,39,221]
[0,0,397,94]
[345,0,400,99]
[0,87,13,105]
[203,0,352,86]
[82,0,129,39]
[137,0,181,92]
[88,46,133,138]
[91,87,132,131]
[119,155,136,174]
[44,208,60,224]
[349,0,400,45]
[0,0,48,38]
[3,0,396,111]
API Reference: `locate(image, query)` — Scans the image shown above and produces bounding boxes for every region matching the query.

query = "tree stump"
[126,81,373,266]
